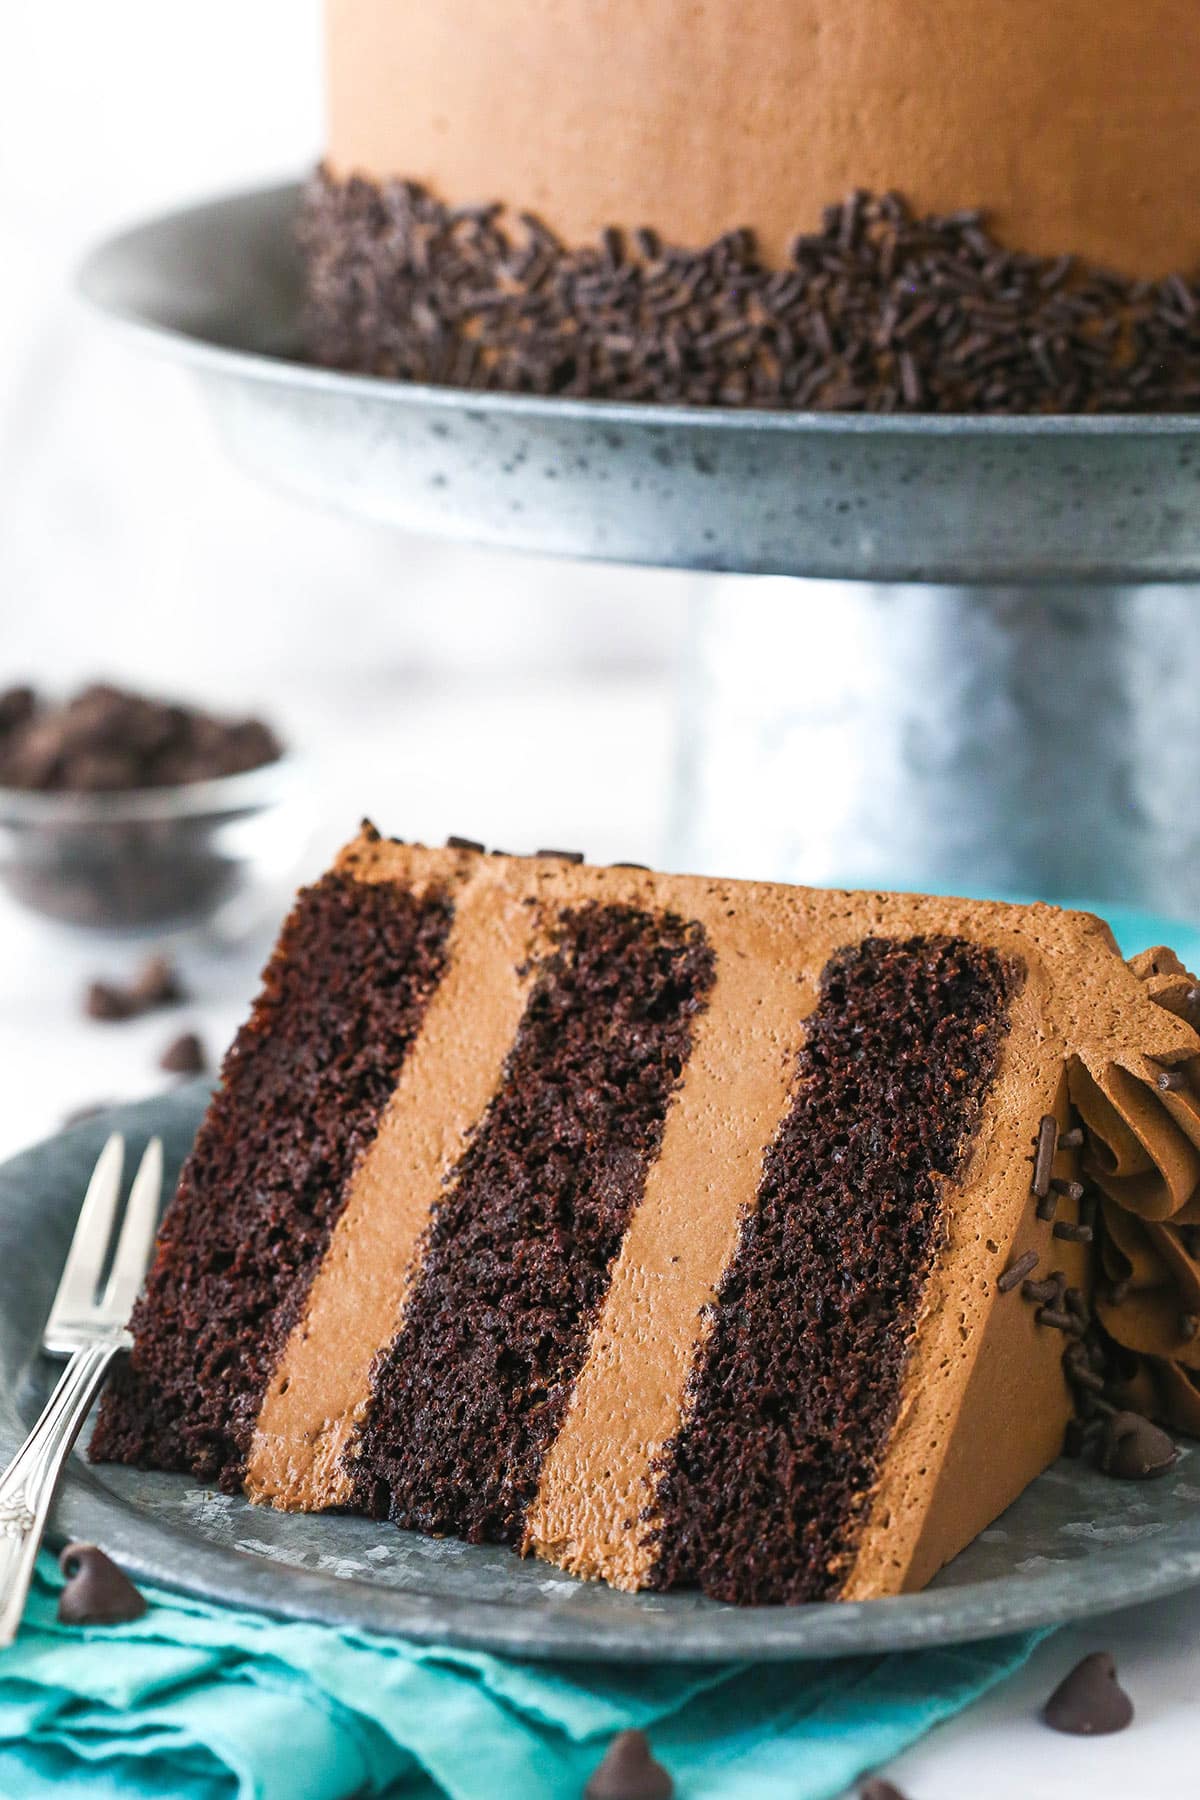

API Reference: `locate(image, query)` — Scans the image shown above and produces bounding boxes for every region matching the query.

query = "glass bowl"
[0,755,305,935]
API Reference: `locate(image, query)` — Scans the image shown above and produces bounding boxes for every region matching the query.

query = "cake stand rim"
[75,176,1200,442]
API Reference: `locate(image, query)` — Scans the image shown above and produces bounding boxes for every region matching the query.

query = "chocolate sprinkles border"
[301,175,1200,414]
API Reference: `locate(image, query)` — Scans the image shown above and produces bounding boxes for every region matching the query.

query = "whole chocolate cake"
[300,0,1200,411]
[92,831,1200,1603]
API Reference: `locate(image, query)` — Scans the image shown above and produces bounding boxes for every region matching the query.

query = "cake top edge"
[338,819,1121,941]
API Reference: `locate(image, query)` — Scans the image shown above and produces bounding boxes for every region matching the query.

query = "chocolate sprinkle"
[1031,1115,1058,1198]
[859,1782,910,1800]
[1157,1068,1188,1091]
[1057,1126,1085,1150]
[1052,1220,1094,1243]
[1050,1177,1085,1202]
[57,1544,147,1626]
[584,1731,673,1800]
[997,1249,1039,1294]
[1042,1653,1134,1735]
[1181,1313,1199,1341]
[445,835,485,853]
[535,847,586,863]
[301,174,1200,413]
[1037,1307,1085,1336]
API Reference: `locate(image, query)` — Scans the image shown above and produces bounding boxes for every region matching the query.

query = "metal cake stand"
[78,181,1200,914]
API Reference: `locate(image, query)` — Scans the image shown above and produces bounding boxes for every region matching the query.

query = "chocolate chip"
[159,1031,208,1076]
[57,1544,147,1626]
[584,1730,673,1800]
[131,954,185,1009]
[1099,1411,1178,1479]
[84,954,185,1024]
[84,980,138,1022]
[1042,1652,1134,1735]
[860,1781,910,1800]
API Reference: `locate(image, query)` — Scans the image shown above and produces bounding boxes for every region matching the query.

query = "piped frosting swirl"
[1073,946,1200,1431]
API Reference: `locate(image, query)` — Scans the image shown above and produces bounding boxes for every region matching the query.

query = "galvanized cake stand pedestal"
[80,181,1200,919]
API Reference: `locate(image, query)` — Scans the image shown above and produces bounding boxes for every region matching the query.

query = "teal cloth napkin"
[0,1556,1043,1800]
[6,899,1187,1800]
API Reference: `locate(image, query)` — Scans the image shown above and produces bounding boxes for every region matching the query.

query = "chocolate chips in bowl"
[0,683,300,933]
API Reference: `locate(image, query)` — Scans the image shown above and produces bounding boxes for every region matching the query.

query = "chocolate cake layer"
[649,935,1020,1603]
[91,872,454,1487]
[301,175,1200,413]
[348,901,715,1542]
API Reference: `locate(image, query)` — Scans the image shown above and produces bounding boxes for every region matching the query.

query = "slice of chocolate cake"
[92,829,1200,1602]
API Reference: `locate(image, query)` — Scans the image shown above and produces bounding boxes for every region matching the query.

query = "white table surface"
[0,668,1196,1800]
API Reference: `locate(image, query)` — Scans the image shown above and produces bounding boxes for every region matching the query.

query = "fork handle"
[0,1339,123,1647]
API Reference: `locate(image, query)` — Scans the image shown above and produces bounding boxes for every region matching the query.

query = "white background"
[0,4,1196,1793]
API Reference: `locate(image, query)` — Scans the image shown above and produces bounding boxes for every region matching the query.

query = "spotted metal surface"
[78,182,1200,584]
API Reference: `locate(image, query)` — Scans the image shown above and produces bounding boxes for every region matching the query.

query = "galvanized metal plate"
[77,182,1200,584]
[4,1087,1200,1663]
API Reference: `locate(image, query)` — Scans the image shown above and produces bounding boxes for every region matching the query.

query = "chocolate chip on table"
[159,1031,208,1077]
[82,953,185,1024]
[84,980,139,1023]
[860,1780,910,1800]
[131,953,186,1009]
[57,1543,147,1626]
[584,1730,673,1800]
[1099,1411,1179,1480]
[1042,1652,1134,1735]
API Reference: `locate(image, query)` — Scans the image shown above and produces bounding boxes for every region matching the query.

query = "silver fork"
[0,1133,162,1646]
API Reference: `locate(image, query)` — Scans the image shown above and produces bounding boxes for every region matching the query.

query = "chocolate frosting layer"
[1083,947,1200,1429]
[326,0,1200,276]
